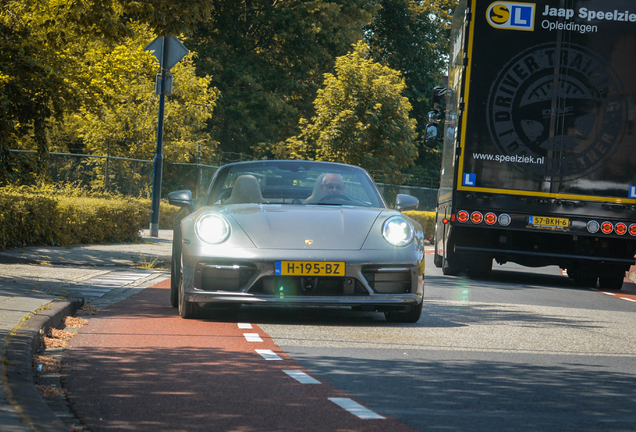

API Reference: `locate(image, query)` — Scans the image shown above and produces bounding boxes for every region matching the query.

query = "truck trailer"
[432,0,636,289]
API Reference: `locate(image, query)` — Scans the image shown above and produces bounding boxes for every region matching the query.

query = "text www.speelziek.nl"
[473,153,545,164]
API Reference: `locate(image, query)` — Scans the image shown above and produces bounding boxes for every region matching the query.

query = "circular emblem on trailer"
[304,239,313,245]
[486,42,626,181]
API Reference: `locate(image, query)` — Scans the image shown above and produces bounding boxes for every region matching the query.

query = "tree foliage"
[50,23,218,163]
[0,0,214,185]
[188,0,376,155]
[1,0,458,186]
[365,0,457,146]
[279,42,417,181]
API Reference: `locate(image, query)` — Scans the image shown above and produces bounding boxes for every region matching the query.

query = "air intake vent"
[196,264,257,291]
[362,267,412,293]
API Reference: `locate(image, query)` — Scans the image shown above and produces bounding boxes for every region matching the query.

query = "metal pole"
[149,38,168,237]
[104,139,110,192]
[196,142,201,199]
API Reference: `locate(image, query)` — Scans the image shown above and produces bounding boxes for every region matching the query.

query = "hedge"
[0,186,179,250]
[403,210,435,241]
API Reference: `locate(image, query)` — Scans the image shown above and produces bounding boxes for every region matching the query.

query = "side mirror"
[424,123,439,148]
[395,194,419,212]
[168,190,194,213]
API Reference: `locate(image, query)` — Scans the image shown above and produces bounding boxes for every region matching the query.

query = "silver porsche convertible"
[168,160,425,322]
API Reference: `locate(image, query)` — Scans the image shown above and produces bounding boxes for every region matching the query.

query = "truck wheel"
[442,254,459,276]
[434,248,443,268]
[599,272,625,290]
[574,275,597,288]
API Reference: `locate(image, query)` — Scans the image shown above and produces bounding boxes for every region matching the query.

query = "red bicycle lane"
[62,279,417,432]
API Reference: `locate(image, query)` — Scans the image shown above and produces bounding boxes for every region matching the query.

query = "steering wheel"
[318,193,353,202]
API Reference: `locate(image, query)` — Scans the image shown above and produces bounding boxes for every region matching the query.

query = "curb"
[2,296,84,432]
[0,252,171,268]
[0,253,40,265]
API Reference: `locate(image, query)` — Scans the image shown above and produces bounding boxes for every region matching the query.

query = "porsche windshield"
[207,161,385,208]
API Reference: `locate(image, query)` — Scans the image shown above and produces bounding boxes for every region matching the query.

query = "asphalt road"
[62,254,636,431]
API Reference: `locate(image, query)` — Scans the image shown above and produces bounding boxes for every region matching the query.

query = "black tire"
[385,301,423,323]
[170,230,181,308]
[442,254,459,276]
[178,272,198,319]
[599,272,624,290]
[433,240,443,268]
[574,275,598,288]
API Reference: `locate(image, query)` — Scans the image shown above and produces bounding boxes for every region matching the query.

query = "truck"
[431,0,636,289]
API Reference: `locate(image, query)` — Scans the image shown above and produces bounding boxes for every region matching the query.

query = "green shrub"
[0,184,177,250]
[403,210,435,240]
[0,191,59,249]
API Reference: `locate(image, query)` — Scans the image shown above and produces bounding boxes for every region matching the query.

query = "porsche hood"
[224,205,383,250]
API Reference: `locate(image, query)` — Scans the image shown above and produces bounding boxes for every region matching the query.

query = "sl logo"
[486,2,536,31]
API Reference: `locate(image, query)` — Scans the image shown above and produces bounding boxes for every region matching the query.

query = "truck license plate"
[275,261,345,276]
[529,216,569,229]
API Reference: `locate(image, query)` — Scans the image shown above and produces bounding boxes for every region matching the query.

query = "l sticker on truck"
[629,186,636,199]
[487,2,536,31]
[463,173,476,186]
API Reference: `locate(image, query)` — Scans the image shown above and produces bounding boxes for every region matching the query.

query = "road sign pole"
[145,36,188,237]
[149,38,168,237]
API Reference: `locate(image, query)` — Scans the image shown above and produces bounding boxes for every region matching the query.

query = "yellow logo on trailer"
[487,1,536,31]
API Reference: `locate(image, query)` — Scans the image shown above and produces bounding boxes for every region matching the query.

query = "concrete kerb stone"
[2,296,84,432]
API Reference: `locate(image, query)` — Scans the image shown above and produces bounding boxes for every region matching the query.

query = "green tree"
[0,1,71,183]
[188,0,376,156]
[365,0,457,143]
[52,23,218,162]
[0,0,214,185]
[47,22,218,192]
[280,41,417,182]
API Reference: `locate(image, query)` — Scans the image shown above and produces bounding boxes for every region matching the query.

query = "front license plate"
[275,261,345,276]
[529,216,569,229]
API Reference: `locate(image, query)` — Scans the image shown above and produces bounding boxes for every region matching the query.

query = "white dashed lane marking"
[599,290,636,303]
[244,333,263,342]
[283,370,321,384]
[255,349,282,361]
[238,323,253,329]
[328,398,385,420]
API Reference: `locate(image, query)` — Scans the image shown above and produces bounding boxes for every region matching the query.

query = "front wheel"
[178,272,198,319]
[170,230,181,308]
[385,301,423,323]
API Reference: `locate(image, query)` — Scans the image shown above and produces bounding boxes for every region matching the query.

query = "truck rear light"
[471,211,483,224]
[457,211,469,223]
[587,220,600,233]
[601,221,613,234]
[498,213,511,226]
[485,213,497,225]
[630,224,636,236]
[615,223,627,235]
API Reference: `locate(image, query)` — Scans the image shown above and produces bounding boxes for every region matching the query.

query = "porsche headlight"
[195,212,231,244]
[382,216,414,247]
